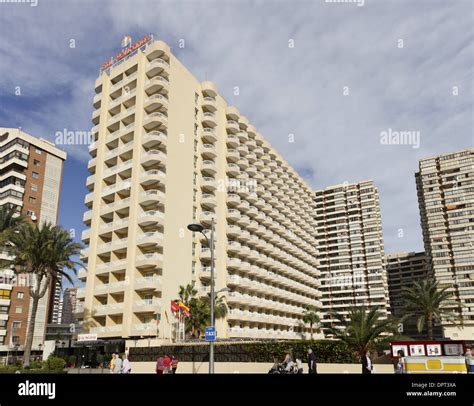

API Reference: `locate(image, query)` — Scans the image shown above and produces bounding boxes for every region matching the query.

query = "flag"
[171,300,179,314]
[121,36,132,49]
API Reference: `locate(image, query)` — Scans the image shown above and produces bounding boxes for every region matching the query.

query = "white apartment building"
[314,180,391,330]
[416,148,474,339]
[77,36,322,344]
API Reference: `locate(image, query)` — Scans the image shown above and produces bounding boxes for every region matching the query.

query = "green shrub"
[44,355,66,371]
[68,355,77,367]
[96,354,104,367]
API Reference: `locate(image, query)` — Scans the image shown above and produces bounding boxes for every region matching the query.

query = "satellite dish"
[31,214,37,221]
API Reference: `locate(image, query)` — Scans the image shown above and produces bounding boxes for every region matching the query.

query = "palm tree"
[302,306,320,340]
[326,306,398,357]
[178,282,198,304]
[0,206,25,266]
[9,222,83,367]
[402,278,463,340]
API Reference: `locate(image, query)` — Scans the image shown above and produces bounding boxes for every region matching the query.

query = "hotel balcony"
[141,149,167,166]
[77,287,86,299]
[200,248,212,262]
[144,93,168,112]
[138,209,164,226]
[201,160,217,175]
[145,76,169,95]
[200,143,217,159]
[226,208,241,222]
[142,131,167,148]
[133,299,161,314]
[139,189,165,205]
[226,149,240,162]
[202,96,217,112]
[201,128,217,143]
[226,120,240,134]
[202,112,217,127]
[94,303,125,316]
[135,276,161,292]
[140,169,166,186]
[136,253,163,269]
[96,259,127,274]
[201,193,217,208]
[201,177,217,191]
[199,210,215,226]
[226,163,240,176]
[137,231,164,247]
[143,111,168,129]
[226,134,239,148]
[237,131,248,142]
[226,224,240,238]
[146,58,169,76]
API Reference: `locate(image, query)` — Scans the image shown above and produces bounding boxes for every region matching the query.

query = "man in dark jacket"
[361,350,373,374]
[307,348,317,374]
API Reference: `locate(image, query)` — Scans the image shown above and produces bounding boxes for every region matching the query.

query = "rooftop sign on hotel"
[100,34,154,75]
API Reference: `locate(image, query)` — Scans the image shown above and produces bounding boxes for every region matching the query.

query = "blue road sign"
[205,326,216,342]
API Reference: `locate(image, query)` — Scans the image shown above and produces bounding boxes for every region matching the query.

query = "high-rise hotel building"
[386,252,431,337]
[0,128,66,352]
[77,36,321,343]
[416,148,474,339]
[314,180,390,329]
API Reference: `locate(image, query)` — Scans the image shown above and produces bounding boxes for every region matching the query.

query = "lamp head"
[187,223,204,233]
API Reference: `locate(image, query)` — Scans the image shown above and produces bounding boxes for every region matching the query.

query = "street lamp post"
[187,219,215,374]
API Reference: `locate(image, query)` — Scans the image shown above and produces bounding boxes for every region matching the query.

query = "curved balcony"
[226,120,240,134]
[200,248,212,262]
[144,94,168,111]
[146,58,169,77]
[142,131,167,148]
[226,163,240,176]
[137,231,164,247]
[201,193,217,208]
[140,190,165,205]
[236,131,248,142]
[201,160,216,175]
[226,193,240,206]
[145,76,169,95]
[202,112,217,127]
[201,128,217,143]
[226,134,239,148]
[226,149,240,162]
[237,158,249,170]
[201,81,218,97]
[227,240,241,254]
[141,149,167,167]
[227,209,241,222]
[136,253,163,269]
[200,143,216,159]
[140,169,166,186]
[199,210,214,226]
[226,224,240,238]
[202,96,217,112]
[138,209,164,226]
[143,111,168,130]
[201,177,217,191]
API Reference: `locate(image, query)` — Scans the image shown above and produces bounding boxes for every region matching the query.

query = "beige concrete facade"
[0,128,66,352]
[77,39,322,343]
[314,180,391,329]
[416,149,474,339]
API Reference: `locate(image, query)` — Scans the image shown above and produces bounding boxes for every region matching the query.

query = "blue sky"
[0,0,473,287]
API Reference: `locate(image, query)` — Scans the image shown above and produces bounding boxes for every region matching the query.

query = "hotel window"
[0,289,11,299]
[0,320,6,329]
[31,184,38,192]
[29,196,36,204]
[32,172,39,179]
[144,294,153,305]
[17,292,24,300]
[15,306,22,314]
[33,159,40,166]
[0,306,8,314]
[12,321,21,329]
[35,148,42,154]
[12,336,20,344]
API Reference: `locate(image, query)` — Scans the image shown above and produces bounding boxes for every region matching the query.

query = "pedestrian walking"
[361,350,373,374]
[394,350,405,374]
[171,355,178,374]
[163,354,172,374]
[155,356,165,374]
[113,354,123,374]
[109,353,116,374]
[122,354,131,374]
[465,348,474,374]
[307,348,317,374]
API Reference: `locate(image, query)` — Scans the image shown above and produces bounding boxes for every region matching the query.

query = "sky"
[0,0,473,287]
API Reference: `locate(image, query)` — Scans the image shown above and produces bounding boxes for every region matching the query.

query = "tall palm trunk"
[23,273,50,368]
[427,313,434,341]
[310,324,313,340]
